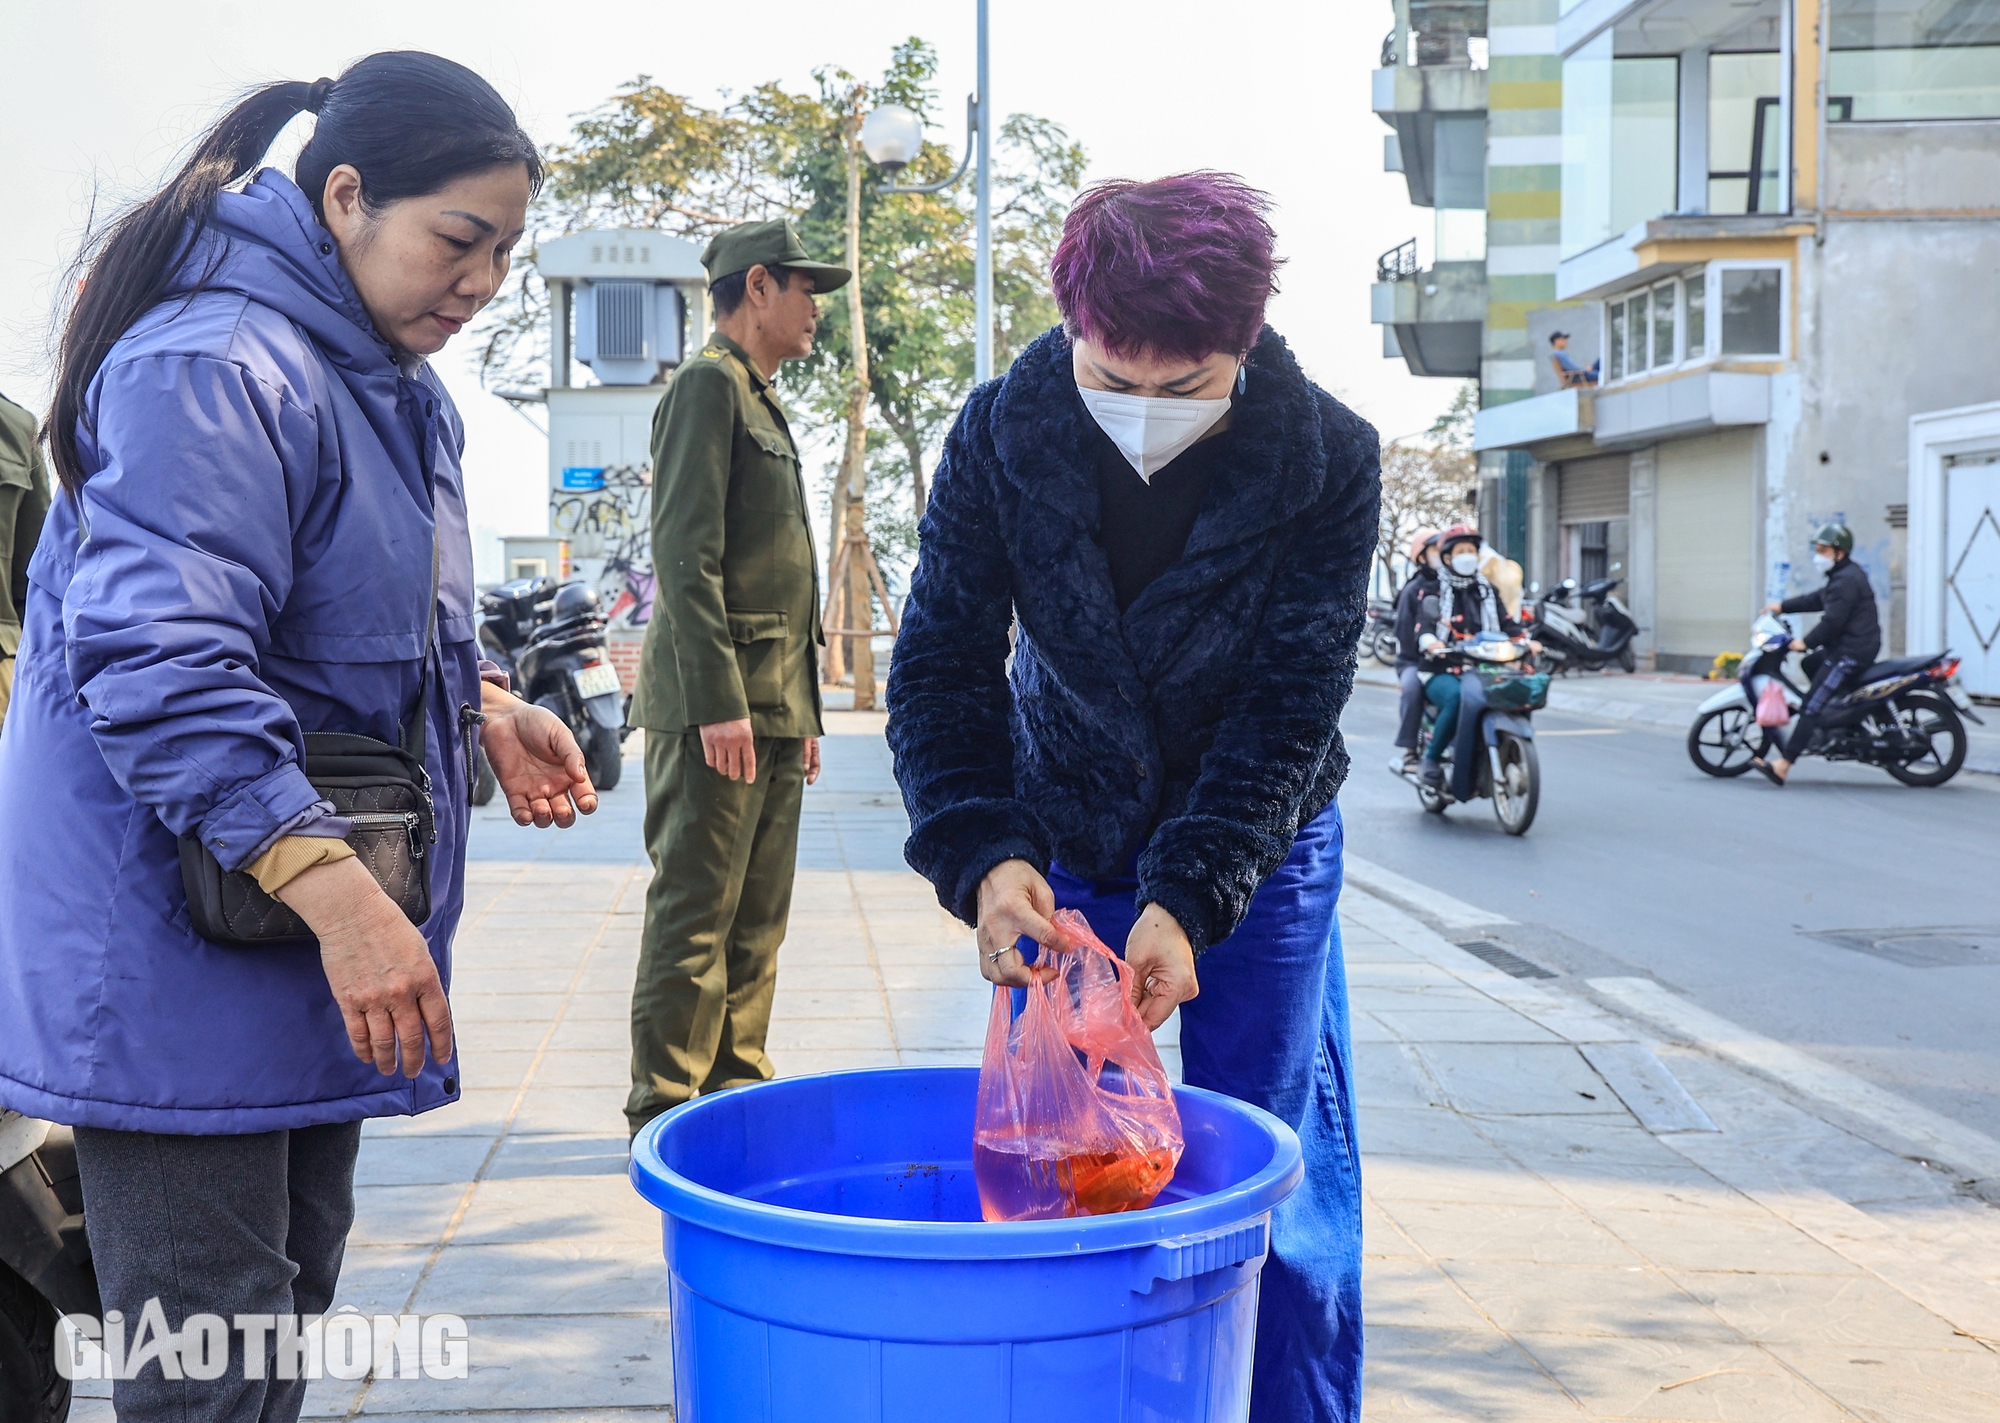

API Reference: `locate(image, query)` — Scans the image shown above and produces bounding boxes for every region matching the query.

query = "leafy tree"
[477,41,1085,584]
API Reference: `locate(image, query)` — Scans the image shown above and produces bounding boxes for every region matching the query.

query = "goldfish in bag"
[973,909,1185,1221]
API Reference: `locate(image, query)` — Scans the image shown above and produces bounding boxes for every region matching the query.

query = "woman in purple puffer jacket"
[0,53,595,1423]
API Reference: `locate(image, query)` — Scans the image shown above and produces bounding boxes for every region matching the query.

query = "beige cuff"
[248,835,356,897]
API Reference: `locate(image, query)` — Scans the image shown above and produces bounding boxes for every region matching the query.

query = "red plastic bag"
[1755,679,1791,727]
[973,909,1184,1221]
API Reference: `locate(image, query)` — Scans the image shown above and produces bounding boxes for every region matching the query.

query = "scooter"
[1364,597,1400,665]
[1391,634,1548,835]
[1686,613,1976,786]
[1,1111,97,1421]
[476,577,625,797]
[1527,577,1638,674]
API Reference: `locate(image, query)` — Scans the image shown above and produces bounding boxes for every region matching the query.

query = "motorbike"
[1,1111,97,1422]
[1686,613,1975,786]
[1365,597,1399,665]
[1391,633,1547,835]
[476,577,626,798]
[1527,576,1639,674]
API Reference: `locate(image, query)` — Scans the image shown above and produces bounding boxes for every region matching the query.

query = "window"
[1435,208,1488,262]
[1830,0,2000,121]
[1686,275,1707,353]
[1652,287,1677,367]
[1561,36,1680,256]
[1718,266,1784,355]
[1709,53,1786,214]
[1604,278,1689,382]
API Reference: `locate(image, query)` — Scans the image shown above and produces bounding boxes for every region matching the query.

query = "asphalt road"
[1336,678,2000,1142]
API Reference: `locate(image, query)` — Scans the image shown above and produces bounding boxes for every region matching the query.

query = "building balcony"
[1373,254,1486,379]
[1473,388,1594,452]
[1373,1,1489,209]
[1558,213,1815,302]
[1473,367,1772,453]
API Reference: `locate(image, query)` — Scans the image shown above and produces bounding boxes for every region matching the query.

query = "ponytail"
[46,52,541,499]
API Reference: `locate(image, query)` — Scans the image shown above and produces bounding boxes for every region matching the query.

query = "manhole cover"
[1804,926,2000,968]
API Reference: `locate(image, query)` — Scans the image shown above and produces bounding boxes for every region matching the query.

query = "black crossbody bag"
[178,541,440,947]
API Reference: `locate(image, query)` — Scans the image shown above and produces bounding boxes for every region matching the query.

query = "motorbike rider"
[1752,522,1880,786]
[1417,526,1538,803]
[1392,527,1442,772]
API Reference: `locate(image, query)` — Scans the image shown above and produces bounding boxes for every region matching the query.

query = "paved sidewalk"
[71,713,2000,1420]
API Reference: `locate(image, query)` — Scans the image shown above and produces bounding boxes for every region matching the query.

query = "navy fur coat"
[884,326,1381,952]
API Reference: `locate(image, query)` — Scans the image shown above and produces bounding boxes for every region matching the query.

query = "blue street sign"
[562,466,607,490]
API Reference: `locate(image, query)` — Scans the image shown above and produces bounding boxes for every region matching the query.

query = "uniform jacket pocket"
[738,427,801,514]
[728,608,790,710]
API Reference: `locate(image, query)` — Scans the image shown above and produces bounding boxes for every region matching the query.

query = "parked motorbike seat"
[1582,577,1621,598]
[1858,653,1943,684]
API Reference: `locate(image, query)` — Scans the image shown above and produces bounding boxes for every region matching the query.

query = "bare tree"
[1376,437,1475,595]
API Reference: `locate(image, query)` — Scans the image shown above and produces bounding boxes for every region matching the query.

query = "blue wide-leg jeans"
[1025,801,1363,1422]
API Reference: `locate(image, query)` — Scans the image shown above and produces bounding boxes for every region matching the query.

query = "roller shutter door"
[1655,430,1757,662]
[1557,454,1631,522]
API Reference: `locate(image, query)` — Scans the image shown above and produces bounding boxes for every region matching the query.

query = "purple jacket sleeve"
[63,354,325,872]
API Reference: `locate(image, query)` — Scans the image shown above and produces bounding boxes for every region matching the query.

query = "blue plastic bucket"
[629,1065,1303,1422]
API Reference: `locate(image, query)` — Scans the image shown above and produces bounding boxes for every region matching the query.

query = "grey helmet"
[551,582,601,623]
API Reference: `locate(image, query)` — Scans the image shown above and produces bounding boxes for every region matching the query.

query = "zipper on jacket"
[459,702,487,805]
[348,811,424,860]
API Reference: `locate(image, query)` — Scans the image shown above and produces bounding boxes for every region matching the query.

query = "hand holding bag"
[177,539,440,947]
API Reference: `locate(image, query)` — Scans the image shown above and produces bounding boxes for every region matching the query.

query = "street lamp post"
[860,0,993,383]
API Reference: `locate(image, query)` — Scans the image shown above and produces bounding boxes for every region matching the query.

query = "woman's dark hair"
[46,51,542,498]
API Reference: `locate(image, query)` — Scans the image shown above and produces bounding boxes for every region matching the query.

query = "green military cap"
[700,219,851,293]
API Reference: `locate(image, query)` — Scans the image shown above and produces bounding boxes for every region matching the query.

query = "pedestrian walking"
[0,54,595,1423]
[0,388,52,731]
[886,173,1380,1422]
[624,221,848,1135]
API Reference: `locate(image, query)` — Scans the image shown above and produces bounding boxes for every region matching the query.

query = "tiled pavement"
[72,711,2000,1420]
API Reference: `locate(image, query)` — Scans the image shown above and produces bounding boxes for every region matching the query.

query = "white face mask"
[1812,552,1836,574]
[1449,551,1480,576]
[1077,385,1233,481]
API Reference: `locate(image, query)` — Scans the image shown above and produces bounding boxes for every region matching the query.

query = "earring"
[1236,364,1248,394]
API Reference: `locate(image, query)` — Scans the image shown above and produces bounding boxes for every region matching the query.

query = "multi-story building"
[1372,0,2000,692]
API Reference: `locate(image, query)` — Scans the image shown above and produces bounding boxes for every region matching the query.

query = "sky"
[0,0,1457,579]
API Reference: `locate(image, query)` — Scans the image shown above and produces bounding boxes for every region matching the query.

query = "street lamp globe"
[860,104,924,175]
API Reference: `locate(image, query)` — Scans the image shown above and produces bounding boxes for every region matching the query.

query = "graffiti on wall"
[551,463,655,628]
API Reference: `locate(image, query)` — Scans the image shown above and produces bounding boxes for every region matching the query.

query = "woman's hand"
[480,683,598,827]
[1125,904,1199,1030]
[975,859,1059,988]
[280,857,452,1077]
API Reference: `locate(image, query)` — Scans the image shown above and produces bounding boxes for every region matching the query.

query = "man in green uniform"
[625,221,849,1134]
[0,390,53,731]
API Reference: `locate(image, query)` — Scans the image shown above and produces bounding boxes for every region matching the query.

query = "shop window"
[1718,266,1784,355]
[1829,0,2000,121]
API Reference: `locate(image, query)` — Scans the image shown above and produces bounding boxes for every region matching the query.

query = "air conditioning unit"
[574,280,686,386]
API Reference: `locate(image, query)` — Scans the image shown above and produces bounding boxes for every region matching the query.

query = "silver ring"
[986,946,1017,963]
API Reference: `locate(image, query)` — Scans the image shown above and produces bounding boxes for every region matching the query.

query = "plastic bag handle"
[1133,1220,1269,1293]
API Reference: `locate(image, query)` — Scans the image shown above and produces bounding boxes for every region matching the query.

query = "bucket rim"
[627,1065,1305,1260]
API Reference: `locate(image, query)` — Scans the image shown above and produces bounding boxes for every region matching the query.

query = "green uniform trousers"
[628,730,804,1133]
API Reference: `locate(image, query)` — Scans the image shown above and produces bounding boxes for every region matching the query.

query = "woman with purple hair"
[887,173,1379,1419]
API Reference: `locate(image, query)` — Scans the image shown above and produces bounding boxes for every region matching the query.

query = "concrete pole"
[974,0,993,384]
[842,109,877,710]
[551,280,571,388]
